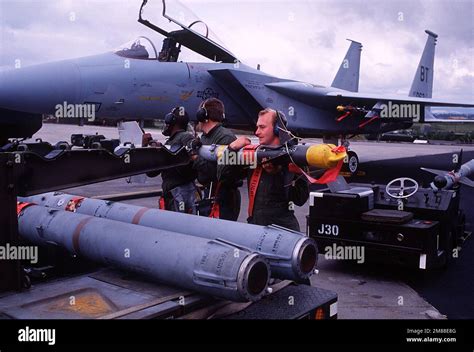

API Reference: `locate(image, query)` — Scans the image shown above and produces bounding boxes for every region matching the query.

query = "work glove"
[186,137,202,156]
[142,133,162,147]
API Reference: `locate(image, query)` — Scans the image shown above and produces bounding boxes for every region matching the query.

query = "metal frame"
[0,144,191,293]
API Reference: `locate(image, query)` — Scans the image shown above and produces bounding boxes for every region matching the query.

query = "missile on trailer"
[421,153,474,190]
[17,203,270,302]
[20,193,318,281]
[196,143,346,170]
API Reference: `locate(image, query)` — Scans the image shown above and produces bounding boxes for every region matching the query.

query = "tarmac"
[24,123,474,319]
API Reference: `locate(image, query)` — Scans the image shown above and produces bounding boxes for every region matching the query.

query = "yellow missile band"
[216,145,227,159]
[306,144,347,168]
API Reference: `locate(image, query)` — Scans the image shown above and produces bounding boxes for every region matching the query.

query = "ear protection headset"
[196,100,225,123]
[273,110,288,136]
[196,103,209,123]
[164,107,179,125]
[163,106,189,136]
[165,106,189,125]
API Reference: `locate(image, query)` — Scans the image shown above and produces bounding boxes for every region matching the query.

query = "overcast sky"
[0,0,473,101]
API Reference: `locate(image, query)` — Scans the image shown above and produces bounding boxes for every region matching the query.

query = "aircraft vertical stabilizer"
[331,39,362,92]
[409,30,437,98]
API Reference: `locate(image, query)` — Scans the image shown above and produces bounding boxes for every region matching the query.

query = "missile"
[20,193,318,282]
[421,155,474,190]
[196,143,346,170]
[17,203,270,302]
[336,105,368,113]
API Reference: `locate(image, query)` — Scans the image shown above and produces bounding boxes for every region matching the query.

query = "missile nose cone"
[0,60,81,115]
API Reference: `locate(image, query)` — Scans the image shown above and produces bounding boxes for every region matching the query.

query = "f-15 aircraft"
[1,0,472,149]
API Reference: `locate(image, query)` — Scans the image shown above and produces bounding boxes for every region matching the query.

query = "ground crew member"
[229,108,309,231]
[189,98,242,220]
[144,106,199,213]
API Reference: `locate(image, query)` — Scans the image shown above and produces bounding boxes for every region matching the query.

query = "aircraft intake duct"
[17,203,270,302]
[19,193,318,282]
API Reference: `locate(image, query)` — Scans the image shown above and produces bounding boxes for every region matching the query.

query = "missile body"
[197,143,346,169]
[17,204,270,302]
[422,159,474,190]
[20,193,318,281]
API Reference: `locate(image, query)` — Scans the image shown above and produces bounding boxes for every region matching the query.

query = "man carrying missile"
[229,108,309,231]
[188,98,242,221]
[143,106,199,213]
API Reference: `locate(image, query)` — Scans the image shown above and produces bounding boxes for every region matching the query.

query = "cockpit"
[115,37,158,60]
[114,0,237,63]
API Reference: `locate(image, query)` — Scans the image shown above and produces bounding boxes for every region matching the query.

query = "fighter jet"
[1,0,472,151]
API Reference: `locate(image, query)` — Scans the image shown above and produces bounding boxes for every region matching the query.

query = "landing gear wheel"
[343,151,359,176]
[22,273,31,289]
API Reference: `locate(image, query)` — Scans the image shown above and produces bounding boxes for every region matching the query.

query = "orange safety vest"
[158,196,166,210]
[247,166,263,217]
[248,159,343,217]
[208,182,222,218]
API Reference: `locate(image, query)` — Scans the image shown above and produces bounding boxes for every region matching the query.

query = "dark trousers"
[198,186,241,221]
[248,207,301,232]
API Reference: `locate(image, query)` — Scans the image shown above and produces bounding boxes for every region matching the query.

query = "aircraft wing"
[324,91,474,108]
[265,81,474,122]
[265,82,474,109]
[208,68,264,119]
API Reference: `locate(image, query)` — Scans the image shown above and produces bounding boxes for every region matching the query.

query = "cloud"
[1,0,472,101]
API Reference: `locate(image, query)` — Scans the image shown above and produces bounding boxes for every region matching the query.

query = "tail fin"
[117,121,148,184]
[422,167,474,188]
[331,39,362,92]
[459,177,474,188]
[420,167,446,177]
[409,30,438,98]
[118,121,145,146]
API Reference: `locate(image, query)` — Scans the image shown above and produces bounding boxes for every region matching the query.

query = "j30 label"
[317,224,339,236]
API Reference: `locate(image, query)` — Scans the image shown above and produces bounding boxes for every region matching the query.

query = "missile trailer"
[307,177,471,270]
[0,138,337,320]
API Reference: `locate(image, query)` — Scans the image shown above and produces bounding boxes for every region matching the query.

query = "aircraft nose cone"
[0,60,81,115]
